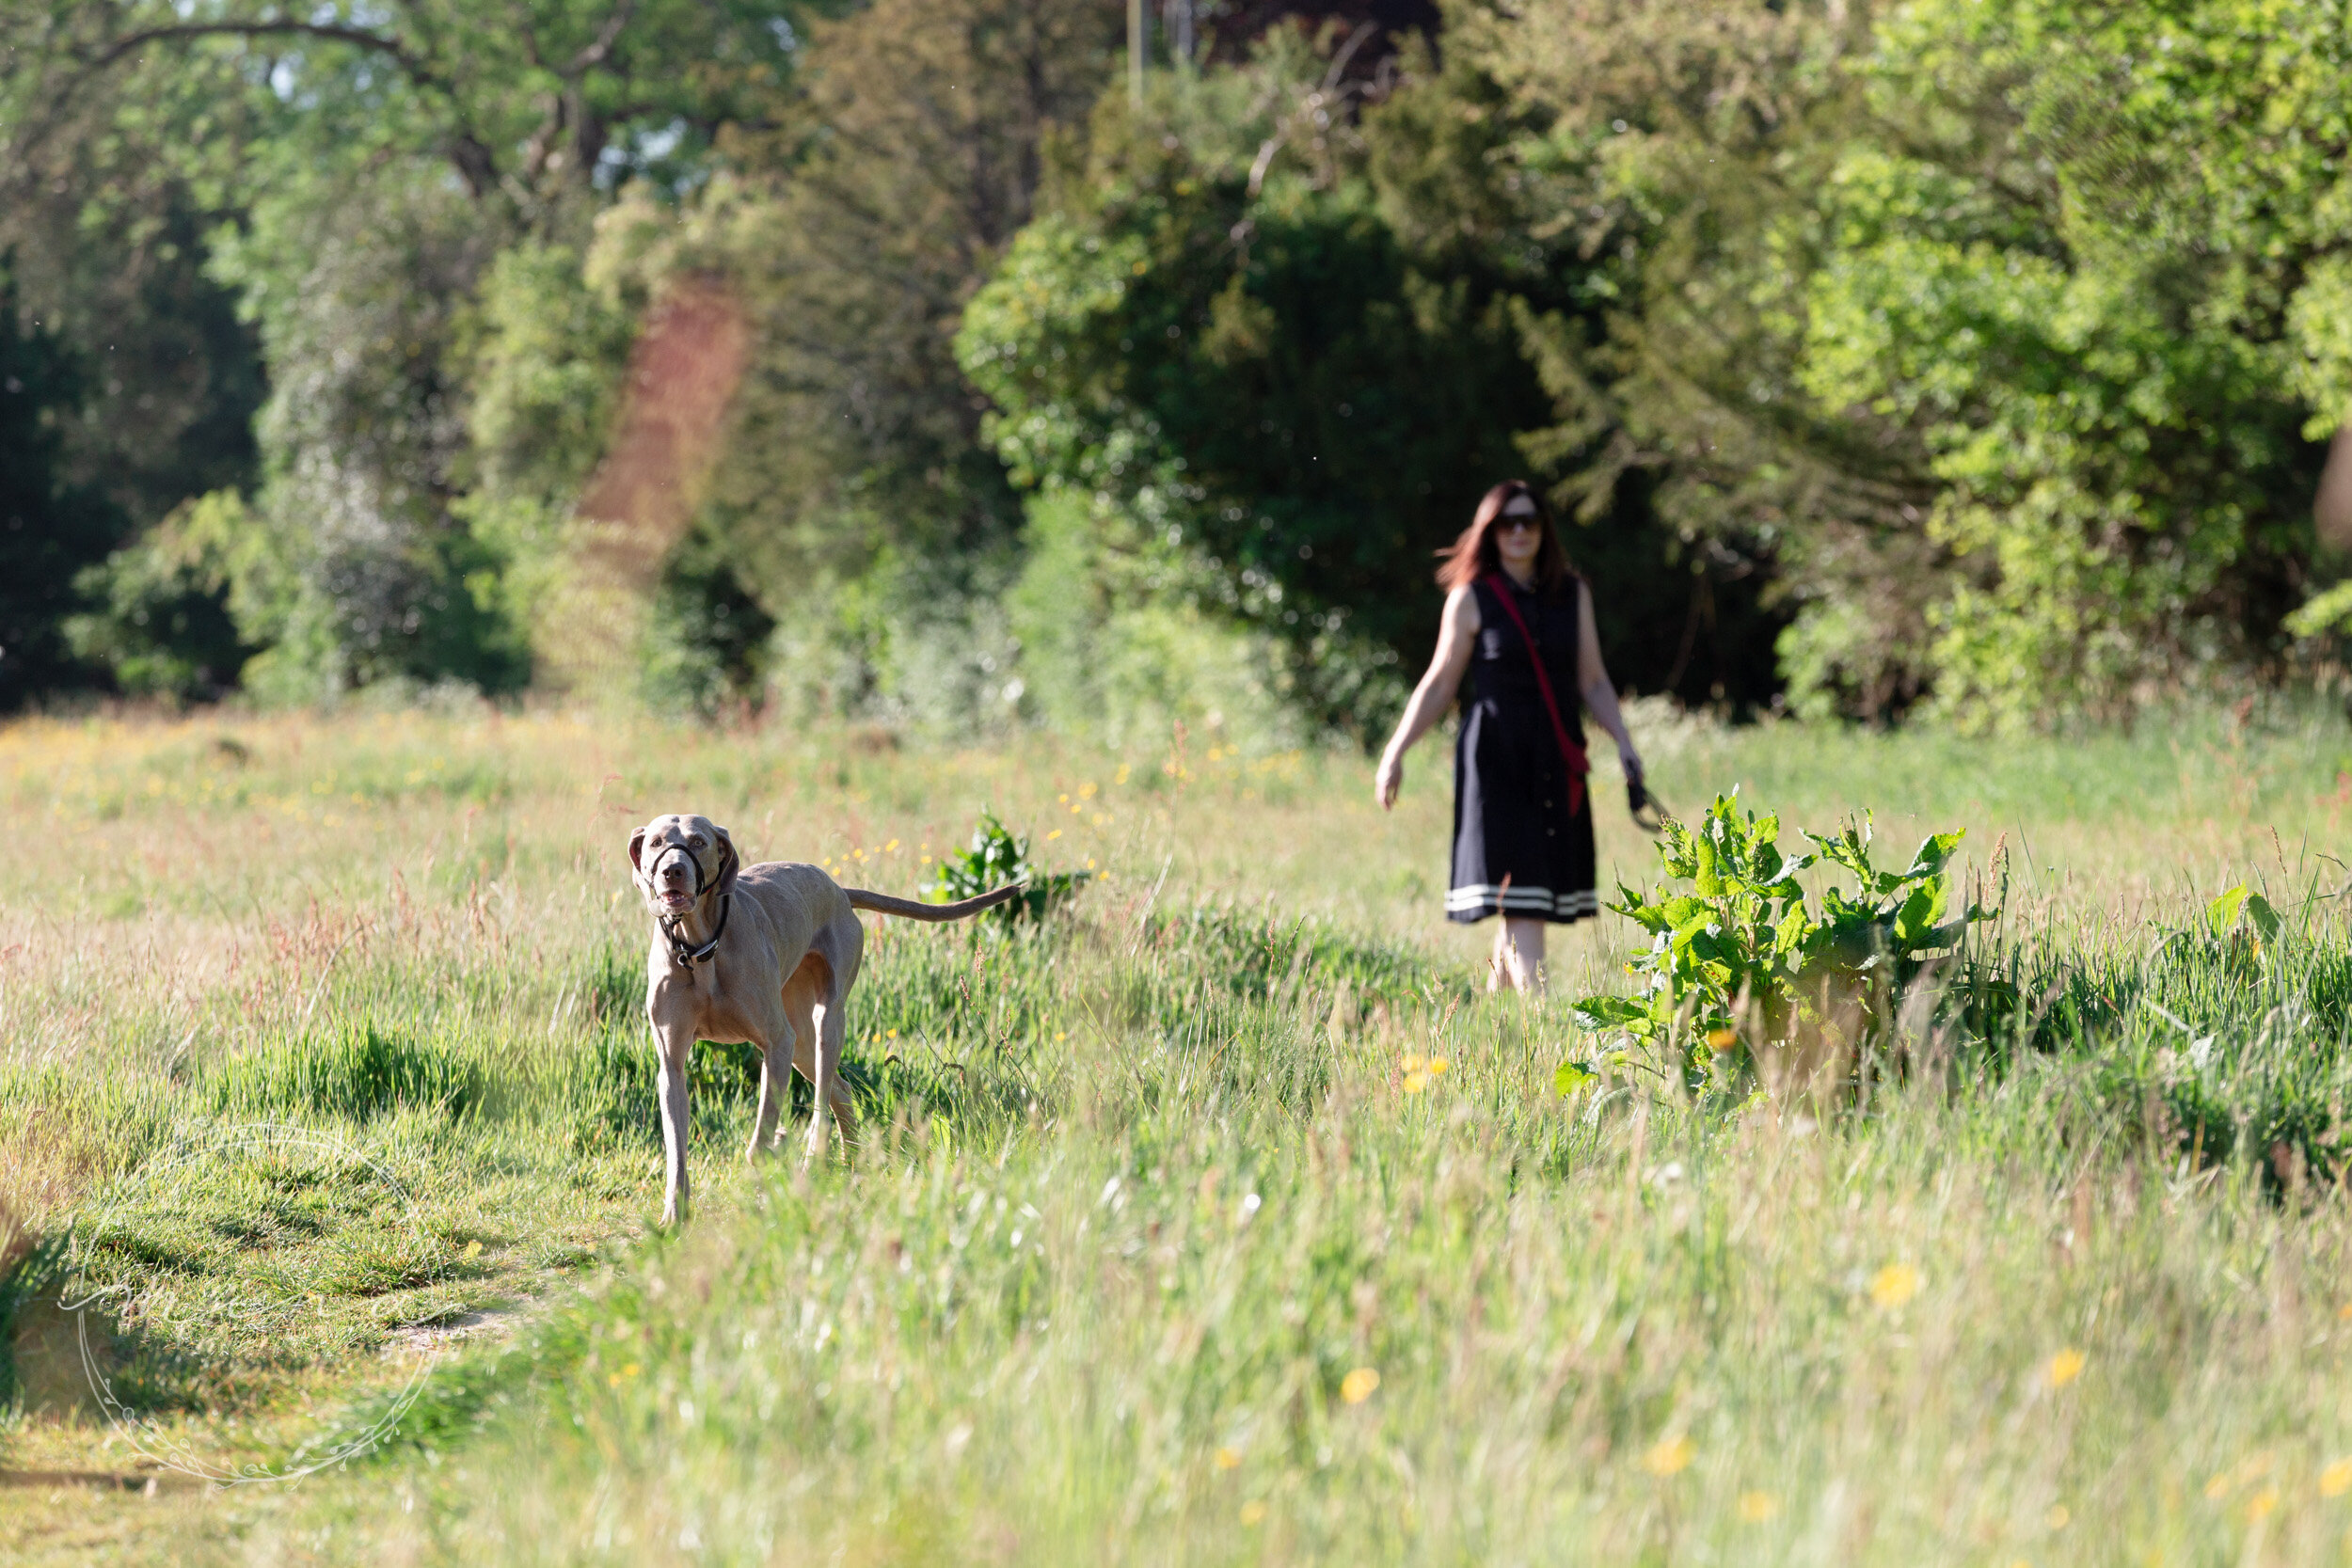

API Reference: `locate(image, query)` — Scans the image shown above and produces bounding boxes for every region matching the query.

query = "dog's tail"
[844,883,1023,922]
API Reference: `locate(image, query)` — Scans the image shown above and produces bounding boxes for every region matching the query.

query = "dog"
[628,813,1020,1223]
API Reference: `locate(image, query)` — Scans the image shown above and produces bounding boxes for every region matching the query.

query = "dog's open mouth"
[660,890,694,911]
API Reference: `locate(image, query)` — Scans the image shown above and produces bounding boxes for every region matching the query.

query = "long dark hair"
[1435,481,1570,594]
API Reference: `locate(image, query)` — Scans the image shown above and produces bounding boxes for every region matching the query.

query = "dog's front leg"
[653,1021,695,1224]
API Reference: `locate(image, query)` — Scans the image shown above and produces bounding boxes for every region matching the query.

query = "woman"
[1375,482,1643,992]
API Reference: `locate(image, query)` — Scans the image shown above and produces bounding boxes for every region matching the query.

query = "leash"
[1480,573,1590,816]
[651,840,734,981]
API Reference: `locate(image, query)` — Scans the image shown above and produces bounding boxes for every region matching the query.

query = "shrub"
[1570,792,1993,1088]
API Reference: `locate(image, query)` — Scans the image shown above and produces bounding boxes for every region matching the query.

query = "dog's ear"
[628,825,648,883]
[713,826,740,898]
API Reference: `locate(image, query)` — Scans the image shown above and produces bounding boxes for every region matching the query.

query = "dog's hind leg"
[808,988,858,1160]
[798,917,862,1164]
[748,1017,795,1161]
[762,953,825,1159]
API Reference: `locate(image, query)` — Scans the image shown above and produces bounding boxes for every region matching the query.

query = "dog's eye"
[688,834,704,848]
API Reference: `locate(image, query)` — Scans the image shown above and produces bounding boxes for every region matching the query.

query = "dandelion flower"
[1640,1434,1694,1476]
[1426,1057,1449,1076]
[2320,1458,2352,1497]
[1215,1448,1241,1471]
[1240,1501,1267,1528]
[1868,1262,1920,1310]
[1735,1490,1777,1522]
[2246,1487,2279,1522]
[2045,1503,2069,1530]
[1707,1026,1737,1050]
[1402,1071,1428,1095]
[1340,1368,1380,1404]
[2045,1348,2086,1389]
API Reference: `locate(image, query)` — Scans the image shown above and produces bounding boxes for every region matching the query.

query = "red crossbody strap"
[1481,574,1589,816]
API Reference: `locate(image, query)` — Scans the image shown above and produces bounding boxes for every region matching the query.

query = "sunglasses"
[1497,513,1541,532]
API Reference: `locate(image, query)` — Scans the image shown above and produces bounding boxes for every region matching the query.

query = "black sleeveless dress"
[1447,575,1597,925]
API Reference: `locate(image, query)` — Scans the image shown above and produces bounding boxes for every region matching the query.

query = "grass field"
[6,699,2352,1564]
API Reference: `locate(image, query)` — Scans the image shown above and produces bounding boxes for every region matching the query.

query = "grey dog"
[629,813,1018,1223]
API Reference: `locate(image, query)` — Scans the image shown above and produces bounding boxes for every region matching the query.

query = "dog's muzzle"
[649,841,731,977]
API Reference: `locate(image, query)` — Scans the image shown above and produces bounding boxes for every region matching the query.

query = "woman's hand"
[1375,750,1404,811]
[1618,741,1644,784]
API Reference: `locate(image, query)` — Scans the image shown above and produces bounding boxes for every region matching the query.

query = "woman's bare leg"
[1488,916,1548,992]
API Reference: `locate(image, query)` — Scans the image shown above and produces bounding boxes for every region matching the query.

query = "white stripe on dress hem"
[1447,884,1600,914]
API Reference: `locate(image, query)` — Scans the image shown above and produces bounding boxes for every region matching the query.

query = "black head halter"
[649,837,732,979]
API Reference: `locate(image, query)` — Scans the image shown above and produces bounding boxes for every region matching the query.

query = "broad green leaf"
[2247,893,2281,943]
[1572,995,1651,1028]
[2207,884,2250,936]
[1902,830,1965,879]
[1891,873,1949,948]
[1693,838,1724,895]
[1553,1059,1598,1097]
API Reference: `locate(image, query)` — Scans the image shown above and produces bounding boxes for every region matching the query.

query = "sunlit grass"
[4,699,2352,1563]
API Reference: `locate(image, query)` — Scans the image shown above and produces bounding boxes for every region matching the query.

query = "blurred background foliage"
[6,0,2352,735]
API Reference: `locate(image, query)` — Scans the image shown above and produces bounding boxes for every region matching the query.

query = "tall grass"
[6,703,2352,1564]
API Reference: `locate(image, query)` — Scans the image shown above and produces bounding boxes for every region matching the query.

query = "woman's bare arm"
[1375,585,1480,810]
[1576,578,1641,775]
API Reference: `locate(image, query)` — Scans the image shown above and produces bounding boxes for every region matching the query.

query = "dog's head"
[628,814,739,919]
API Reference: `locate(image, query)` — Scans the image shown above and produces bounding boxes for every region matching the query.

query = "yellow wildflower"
[2045,1503,2070,1530]
[2045,1348,2086,1388]
[1735,1490,1777,1522]
[1641,1434,1694,1476]
[1240,1501,1267,1528]
[1426,1057,1449,1076]
[1707,1026,1737,1050]
[2319,1457,2352,1497]
[1868,1262,1920,1310]
[1340,1368,1380,1404]
[1215,1448,1241,1471]
[2246,1487,2278,1523]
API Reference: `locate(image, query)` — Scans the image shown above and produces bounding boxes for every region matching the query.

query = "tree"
[0,267,121,707]
[675,0,1123,723]
[0,1,815,701]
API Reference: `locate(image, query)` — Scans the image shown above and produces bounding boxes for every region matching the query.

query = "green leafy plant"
[927,810,1089,925]
[1569,792,1994,1081]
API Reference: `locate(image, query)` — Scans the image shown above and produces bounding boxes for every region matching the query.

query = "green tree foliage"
[958,49,1547,737]
[5,0,811,702]
[681,0,1121,725]
[0,267,121,707]
[1452,0,2344,725]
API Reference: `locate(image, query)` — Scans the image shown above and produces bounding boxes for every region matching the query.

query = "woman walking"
[1375,482,1644,992]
